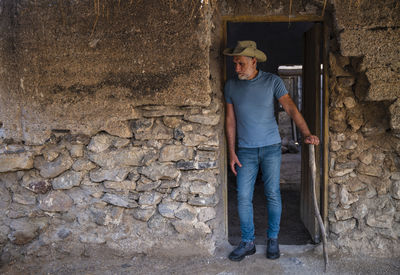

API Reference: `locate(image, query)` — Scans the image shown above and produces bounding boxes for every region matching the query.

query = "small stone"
[198,207,216,222]
[34,151,73,178]
[138,162,180,181]
[87,133,114,153]
[347,180,366,192]
[352,203,368,221]
[42,148,60,162]
[39,191,73,212]
[343,97,356,109]
[0,151,34,172]
[52,171,84,190]
[183,133,208,147]
[339,186,359,208]
[391,173,400,181]
[195,150,217,162]
[8,218,42,245]
[359,152,373,165]
[330,219,356,234]
[70,145,84,158]
[391,181,400,199]
[90,167,131,182]
[357,163,382,177]
[102,120,133,139]
[57,228,71,239]
[176,160,217,170]
[104,180,136,191]
[337,77,355,88]
[173,128,185,141]
[184,114,220,126]
[193,222,211,234]
[88,146,155,168]
[133,120,172,140]
[27,180,52,194]
[159,180,180,189]
[334,209,353,220]
[172,220,193,234]
[131,206,156,222]
[158,199,180,218]
[189,182,216,196]
[343,140,357,150]
[171,187,188,202]
[136,177,161,192]
[79,233,106,244]
[188,195,218,207]
[72,159,97,171]
[174,203,197,221]
[159,145,194,162]
[366,214,393,229]
[330,141,341,151]
[163,117,182,128]
[101,193,138,208]
[138,192,162,206]
[329,168,354,177]
[13,191,36,205]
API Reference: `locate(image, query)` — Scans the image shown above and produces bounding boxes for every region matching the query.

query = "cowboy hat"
[223,40,267,62]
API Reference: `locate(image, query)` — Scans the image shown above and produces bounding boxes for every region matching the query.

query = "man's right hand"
[230,153,242,176]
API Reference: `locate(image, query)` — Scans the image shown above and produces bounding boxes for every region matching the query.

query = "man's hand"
[230,153,242,176]
[304,135,320,145]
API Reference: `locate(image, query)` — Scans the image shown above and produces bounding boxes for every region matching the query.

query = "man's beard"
[237,73,249,80]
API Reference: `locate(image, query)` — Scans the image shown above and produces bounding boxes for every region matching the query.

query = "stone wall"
[327,0,400,256]
[0,0,224,263]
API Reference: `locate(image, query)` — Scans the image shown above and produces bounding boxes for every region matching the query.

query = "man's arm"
[226,103,242,175]
[278,94,320,145]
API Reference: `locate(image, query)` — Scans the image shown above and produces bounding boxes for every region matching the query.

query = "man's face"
[233,55,257,80]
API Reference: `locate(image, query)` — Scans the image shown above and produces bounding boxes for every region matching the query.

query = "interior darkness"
[226,22,314,245]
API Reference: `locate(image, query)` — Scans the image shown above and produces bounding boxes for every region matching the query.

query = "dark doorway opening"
[226,21,316,246]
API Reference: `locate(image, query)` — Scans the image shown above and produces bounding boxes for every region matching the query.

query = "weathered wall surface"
[0,0,222,264]
[0,0,211,144]
[327,0,400,256]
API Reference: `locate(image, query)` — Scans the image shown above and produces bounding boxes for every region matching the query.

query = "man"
[223,41,319,261]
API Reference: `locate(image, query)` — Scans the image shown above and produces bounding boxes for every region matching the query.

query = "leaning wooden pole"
[309,144,328,271]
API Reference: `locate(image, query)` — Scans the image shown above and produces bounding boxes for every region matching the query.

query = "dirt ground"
[1,245,399,275]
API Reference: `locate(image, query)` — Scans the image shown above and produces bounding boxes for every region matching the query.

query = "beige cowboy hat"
[223,40,267,62]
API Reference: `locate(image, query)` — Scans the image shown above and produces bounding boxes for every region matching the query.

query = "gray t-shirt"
[224,70,288,148]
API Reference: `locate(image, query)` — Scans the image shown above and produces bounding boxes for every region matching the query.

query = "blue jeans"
[236,144,282,242]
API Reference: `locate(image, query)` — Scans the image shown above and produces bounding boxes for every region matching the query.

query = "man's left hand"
[304,135,320,145]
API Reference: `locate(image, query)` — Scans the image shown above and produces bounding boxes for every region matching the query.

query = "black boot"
[266,238,280,259]
[228,241,256,261]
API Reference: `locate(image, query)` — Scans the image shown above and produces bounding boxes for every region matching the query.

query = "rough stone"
[88,133,130,153]
[188,195,218,207]
[170,187,189,202]
[8,218,43,245]
[352,203,368,221]
[133,120,173,140]
[159,145,194,162]
[13,190,36,205]
[171,220,193,234]
[176,160,217,170]
[347,109,364,131]
[366,214,393,229]
[158,199,181,219]
[198,207,216,222]
[138,162,180,181]
[79,233,106,244]
[330,168,354,177]
[391,181,400,199]
[174,203,197,221]
[343,140,357,150]
[330,140,341,151]
[88,146,155,168]
[21,171,52,194]
[162,117,182,128]
[181,170,218,185]
[142,107,185,117]
[357,163,382,177]
[193,222,211,234]
[339,186,359,208]
[189,182,216,196]
[104,180,136,191]
[343,97,356,109]
[52,171,84,190]
[173,128,185,140]
[159,180,180,189]
[72,159,97,171]
[39,191,73,212]
[34,152,74,178]
[42,147,60,162]
[359,152,373,165]
[101,193,138,208]
[183,114,220,126]
[70,145,84,158]
[391,172,400,181]
[90,167,131,182]
[334,209,353,220]
[331,219,356,234]
[91,207,124,226]
[136,177,161,192]
[389,98,400,131]
[131,206,156,222]
[138,192,162,206]
[0,151,34,172]
[183,133,208,147]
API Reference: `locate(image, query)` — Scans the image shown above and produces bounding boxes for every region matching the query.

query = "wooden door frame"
[221,15,329,240]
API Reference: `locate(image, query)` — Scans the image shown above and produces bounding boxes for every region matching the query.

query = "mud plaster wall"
[0,0,225,263]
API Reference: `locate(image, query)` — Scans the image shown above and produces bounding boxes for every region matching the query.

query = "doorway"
[224,21,327,245]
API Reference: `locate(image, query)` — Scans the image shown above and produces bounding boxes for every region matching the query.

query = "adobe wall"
[0,0,222,264]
